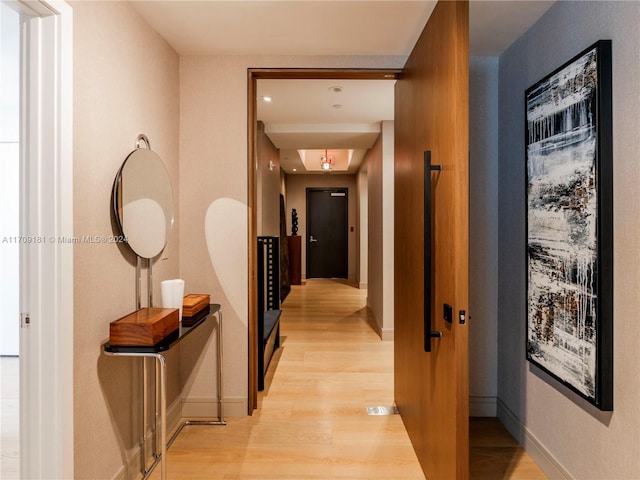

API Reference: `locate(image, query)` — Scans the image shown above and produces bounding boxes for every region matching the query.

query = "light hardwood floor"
[148,279,545,480]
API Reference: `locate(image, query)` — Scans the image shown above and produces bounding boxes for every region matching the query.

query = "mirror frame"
[112,134,174,260]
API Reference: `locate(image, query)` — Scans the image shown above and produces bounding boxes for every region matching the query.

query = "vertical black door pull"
[424,151,442,352]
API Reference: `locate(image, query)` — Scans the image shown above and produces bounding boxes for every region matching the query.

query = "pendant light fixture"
[320,149,333,171]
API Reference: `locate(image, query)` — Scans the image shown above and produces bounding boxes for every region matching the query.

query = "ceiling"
[131,0,556,174]
[258,79,395,173]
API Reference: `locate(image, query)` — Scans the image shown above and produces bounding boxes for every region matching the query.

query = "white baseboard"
[111,397,183,480]
[365,312,394,341]
[497,399,572,480]
[181,396,247,418]
[380,327,394,341]
[469,396,497,417]
[110,452,135,480]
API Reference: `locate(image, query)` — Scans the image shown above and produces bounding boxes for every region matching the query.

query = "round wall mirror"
[113,136,174,259]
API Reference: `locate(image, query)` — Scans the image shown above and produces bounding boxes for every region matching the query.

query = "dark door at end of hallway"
[306,188,348,279]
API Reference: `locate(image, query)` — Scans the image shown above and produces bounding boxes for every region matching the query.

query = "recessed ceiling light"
[329,86,343,93]
[292,168,297,172]
[332,104,342,109]
[262,96,272,102]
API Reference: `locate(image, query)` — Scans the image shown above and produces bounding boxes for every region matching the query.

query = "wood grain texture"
[147,279,425,479]
[109,308,179,346]
[394,1,470,478]
[182,294,210,317]
[287,235,302,285]
[248,69,258,413]
[140,282,546,480]
[470,419,547,480]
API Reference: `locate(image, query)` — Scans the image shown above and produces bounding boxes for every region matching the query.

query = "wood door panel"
[394,1,469,479]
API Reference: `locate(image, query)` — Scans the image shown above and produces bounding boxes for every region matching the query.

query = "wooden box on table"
[182,294,210,317]
[109,308,179,346]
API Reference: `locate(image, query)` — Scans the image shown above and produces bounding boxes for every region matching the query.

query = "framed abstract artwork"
[525,40,613,411]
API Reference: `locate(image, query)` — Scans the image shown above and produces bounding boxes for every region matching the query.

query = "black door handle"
[424,150,442,352]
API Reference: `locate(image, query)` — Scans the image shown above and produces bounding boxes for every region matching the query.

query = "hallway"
[151,279,545,479]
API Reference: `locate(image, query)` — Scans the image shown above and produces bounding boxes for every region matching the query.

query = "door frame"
[16,0,74,477]
[247,68,400,412]
[305,187,348,279]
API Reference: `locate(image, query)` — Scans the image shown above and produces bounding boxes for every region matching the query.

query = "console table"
[103,304,226,480]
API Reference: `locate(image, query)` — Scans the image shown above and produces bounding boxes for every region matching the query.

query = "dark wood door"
[306,188,348,278]
[394,1,469,479]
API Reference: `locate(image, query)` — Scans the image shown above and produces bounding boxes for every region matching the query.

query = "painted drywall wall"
[257,121,281,237]
[365,132,382,328]
[72,2,180,478]
[469,57,499,415]
[380,121,395,337]
[285,174,358,280]
[356,165,368,288]
[364,121,395,340]
[498,2,640,478]
[179,55,404,417]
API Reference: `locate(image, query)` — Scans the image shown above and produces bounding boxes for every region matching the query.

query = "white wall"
[498,2,640,478]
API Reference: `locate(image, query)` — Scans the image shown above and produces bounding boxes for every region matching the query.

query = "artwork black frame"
[525,40,613,411]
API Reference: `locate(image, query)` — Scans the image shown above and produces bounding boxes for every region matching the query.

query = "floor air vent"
[366,405,399,416]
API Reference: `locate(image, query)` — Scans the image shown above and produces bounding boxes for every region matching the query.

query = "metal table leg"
[167,310,226,448]
[217,309,224,422]
[142,358,148,474]
[140,353,168,480]
[156,354,167,480]
[104,306,225,480]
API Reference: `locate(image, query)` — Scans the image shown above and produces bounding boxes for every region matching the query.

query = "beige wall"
[257,121,281,237]
[363,121,394,340]
[72,1,180,478]
[280,170,287,197]
[285,174,358,280]
[356,166,368,288]
[178,55,404,423]
[379,122,395,337]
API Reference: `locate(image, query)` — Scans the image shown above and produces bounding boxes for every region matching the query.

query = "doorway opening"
[248,69,399,412]
[0,4,21,475]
